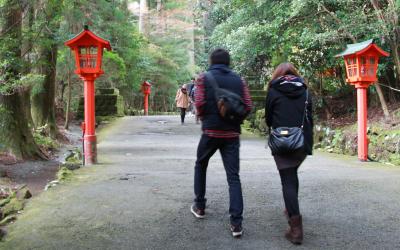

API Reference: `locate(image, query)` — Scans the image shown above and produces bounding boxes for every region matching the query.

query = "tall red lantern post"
[336,39,389,161]
[141,81,152,116]
[65,26,112,165]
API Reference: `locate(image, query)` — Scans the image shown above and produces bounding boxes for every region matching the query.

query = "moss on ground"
[57,167,74,182]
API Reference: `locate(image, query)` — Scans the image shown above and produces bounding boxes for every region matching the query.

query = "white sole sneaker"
[190,205,205,219]
[231,227,243,238]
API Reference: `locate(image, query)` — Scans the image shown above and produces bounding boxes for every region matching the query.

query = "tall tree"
[31,0,64,137]
[0,0,46,159]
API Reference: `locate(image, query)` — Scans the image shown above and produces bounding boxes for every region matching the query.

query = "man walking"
[190,48,252,237]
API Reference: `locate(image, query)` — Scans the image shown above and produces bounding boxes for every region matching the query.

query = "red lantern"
[65,26,112,165]
[141,81,152,95]
[141,81,152,116]
[65,25,111,77]
[339,39,389,88]
[336,39,389,161]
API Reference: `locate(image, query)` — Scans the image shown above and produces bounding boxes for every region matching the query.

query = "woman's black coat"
[265,75,314,155]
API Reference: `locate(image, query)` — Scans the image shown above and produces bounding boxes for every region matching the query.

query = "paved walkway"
[2,116,400,249]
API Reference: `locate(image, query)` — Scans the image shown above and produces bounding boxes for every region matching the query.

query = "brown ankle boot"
[285,215,303,245]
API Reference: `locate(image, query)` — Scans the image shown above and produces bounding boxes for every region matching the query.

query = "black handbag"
[206,72,248,123]
[268,90,309,155]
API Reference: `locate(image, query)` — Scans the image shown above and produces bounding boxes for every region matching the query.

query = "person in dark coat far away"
[265,62,313,245]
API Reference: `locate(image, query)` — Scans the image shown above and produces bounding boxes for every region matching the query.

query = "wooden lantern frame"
[65,26,111,77]
[141,81,152,95]
[337,39,389,87]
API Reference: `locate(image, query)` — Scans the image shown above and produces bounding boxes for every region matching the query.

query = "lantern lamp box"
[65,27,112,77]
[336,39,389,86]
[141,81,152,95]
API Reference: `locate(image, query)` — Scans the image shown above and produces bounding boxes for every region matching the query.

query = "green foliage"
[97,51,127,88]
[199,0,400,98]
[57,167,74,181]
[33,130,59,151]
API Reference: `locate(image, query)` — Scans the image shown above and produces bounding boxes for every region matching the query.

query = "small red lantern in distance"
[336,39,389,87]
[65,25,111,77]
[142,81,152,95]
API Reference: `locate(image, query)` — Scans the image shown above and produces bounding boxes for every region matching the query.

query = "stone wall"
[314,125,400,165]
[244,107,400,166]
[77,88,125,119]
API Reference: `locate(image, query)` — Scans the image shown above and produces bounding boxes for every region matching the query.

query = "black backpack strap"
[301,89,309,129]
[205,72,220,100]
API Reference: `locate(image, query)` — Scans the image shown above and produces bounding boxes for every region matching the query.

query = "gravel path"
[2,116,400,250]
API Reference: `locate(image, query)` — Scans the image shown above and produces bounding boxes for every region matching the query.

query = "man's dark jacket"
[196,64,252,134]
[265,75,314,155]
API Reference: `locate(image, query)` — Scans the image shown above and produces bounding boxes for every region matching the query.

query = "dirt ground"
[0,124,82,195]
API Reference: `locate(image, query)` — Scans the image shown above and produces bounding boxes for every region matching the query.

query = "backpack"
[206,72,248,123]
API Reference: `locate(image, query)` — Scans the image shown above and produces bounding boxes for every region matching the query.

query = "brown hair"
[269,63,301,88]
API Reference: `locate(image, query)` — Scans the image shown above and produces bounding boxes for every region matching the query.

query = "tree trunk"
[64,71,72,130]
[375,83,390,119]
[31,43,58,137]
[31,0,62,138]
[390,43,400,83]
[0,90,47,160]
[139,0,148,34]
[0,0,45,160]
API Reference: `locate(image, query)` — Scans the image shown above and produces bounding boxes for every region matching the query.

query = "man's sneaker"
[190,204,205,219]
[230,224,243,238]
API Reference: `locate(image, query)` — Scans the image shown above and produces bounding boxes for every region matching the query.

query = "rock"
[16,187,32,200]
[44,183,55,191]
[0,170,7,178]
[0,228,6,240]
[61,162,81,171]
[64,148,82,164]
[57,167,73,181]
[0,215,17,226]
[64,150,75,162]
[44,180,60,191]
[0,196,11,207]
[0,189,10,199]
[2,198,24,217]
[44,180,59,191]
[49,180,60,185]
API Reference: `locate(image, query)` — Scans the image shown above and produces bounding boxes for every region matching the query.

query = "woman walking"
[265,63,313,245]
[175,84,190,124]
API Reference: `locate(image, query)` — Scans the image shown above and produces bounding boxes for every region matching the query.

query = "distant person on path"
[187,78,196,117]
[190,48,252,237]
[175,84,190,124]
[189,79,200,124]
[265,63,313,245]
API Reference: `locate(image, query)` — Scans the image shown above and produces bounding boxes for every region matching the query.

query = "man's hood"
[270,75,306,98]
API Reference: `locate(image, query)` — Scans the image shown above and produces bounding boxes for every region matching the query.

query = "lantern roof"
[142,80,152,86]
[335,39,389,57]
[65,26,111,50]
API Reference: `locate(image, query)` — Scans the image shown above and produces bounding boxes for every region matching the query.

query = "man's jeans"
[194,134,243,226]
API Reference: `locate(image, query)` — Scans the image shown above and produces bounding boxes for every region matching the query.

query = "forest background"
[0,0,399,163]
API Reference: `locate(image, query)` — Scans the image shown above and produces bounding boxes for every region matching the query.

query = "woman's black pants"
[180,108,186,123]
[279,166,300,217]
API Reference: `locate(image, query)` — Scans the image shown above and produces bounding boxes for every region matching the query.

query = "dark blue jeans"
[194,134,243,226]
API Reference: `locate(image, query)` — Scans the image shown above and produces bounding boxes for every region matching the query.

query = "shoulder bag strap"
[300,89,309,129]
[205,72,220,100]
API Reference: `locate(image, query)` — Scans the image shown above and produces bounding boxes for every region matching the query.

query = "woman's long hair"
[268,63,301,89]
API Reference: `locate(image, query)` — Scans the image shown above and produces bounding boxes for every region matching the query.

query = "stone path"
[2,116,400,249]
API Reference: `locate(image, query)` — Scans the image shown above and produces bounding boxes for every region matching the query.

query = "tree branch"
[319,3,357,43]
